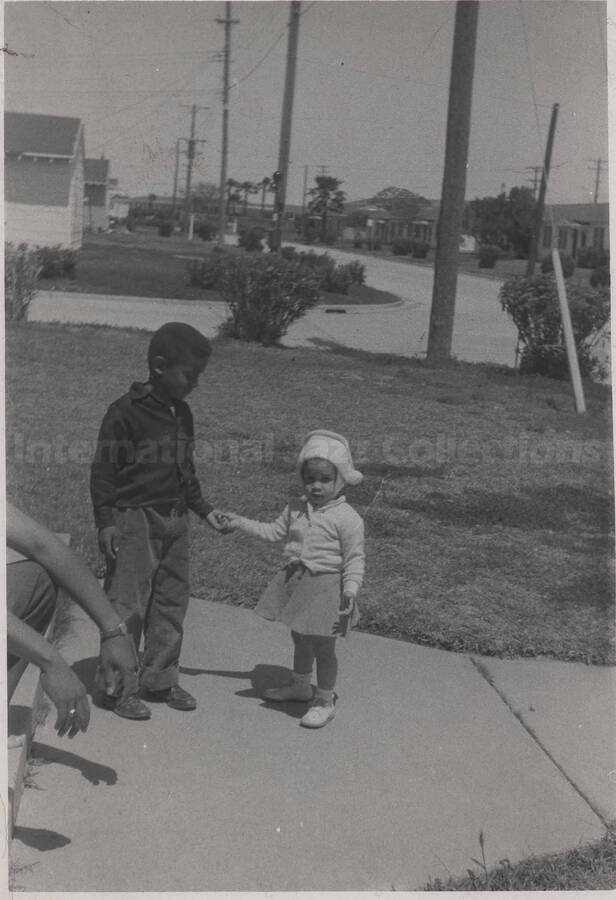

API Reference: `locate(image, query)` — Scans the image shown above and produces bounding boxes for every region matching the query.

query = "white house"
[5,111,85,249]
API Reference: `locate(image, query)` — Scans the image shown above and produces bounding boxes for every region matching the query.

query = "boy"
[91,322,224,720]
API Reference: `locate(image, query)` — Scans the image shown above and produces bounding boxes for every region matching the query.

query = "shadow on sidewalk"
[12,825,71,851]
[31,741,117,786]
[180,663,308,719]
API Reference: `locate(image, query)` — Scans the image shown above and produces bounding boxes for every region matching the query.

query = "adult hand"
[98,525,119,560]
[40,656,90,738]
[99,634,139,702]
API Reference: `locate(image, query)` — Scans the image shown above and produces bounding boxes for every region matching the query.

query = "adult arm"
[6,503,139,702]
[7,611,90,737]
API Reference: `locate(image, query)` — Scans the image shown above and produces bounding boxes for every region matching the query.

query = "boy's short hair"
[148,322,212,369]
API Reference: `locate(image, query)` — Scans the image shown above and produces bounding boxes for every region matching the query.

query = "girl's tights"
[291,630,337,691]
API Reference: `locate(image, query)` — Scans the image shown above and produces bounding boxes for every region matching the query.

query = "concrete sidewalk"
[10,598,613,892]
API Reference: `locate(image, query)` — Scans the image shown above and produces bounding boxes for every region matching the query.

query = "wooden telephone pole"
[526,103,559,277]
[270,1,301,252]
[217,2,239,244]
[426,1,479,363]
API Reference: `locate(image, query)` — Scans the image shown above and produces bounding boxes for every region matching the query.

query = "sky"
[3,1,610,206]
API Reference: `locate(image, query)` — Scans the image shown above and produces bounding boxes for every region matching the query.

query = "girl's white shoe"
[263,681,313,702]
[300,698,335,728]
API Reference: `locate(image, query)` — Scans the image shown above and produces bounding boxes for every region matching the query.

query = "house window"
[542,224,552,249]
[558,228,568,250]
[593,227,605,249]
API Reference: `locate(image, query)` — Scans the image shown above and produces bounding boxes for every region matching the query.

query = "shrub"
[391,239,412,256]
[323,232,337,246]
[36,245,77,278]
[186,253,229,290]
[478,245,500,269]
[238,226,266,252]
[194,220,216,242]
[352,238,364,249]
[5,243,41,321]
[541,253,576,278]
[411,240,430,259]
[499,274,610,379]
[590,265,610,288]
[219,254,321,345]
[346,259,366,286]
[158,220,173,237]
[576,246,609,269]
[281,246,297,261]
[125,217,135,232]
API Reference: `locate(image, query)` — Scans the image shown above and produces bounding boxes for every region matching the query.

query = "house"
[541,203,609,258]
[84,157,110,231]
[5,111,85,249]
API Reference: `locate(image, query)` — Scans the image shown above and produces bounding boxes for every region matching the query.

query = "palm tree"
[240,181,259,215]
[259,176,271,212]
[306,176,346,242]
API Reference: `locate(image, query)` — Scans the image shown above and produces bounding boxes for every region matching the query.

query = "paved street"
[11,600,613,892]
[29,248,520,367]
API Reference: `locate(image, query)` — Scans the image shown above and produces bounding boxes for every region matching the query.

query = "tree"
[191,181,219,214]
[463,186,537,255]
[307,176,346,241]
[367,186,428,221]
[239,181,259,215]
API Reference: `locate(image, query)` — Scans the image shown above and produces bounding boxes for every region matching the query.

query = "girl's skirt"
[254,562,360,638]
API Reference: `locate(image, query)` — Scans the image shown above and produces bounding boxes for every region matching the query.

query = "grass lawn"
[425,826,616,891]
[38,230,397,305]
[6,321,613,664]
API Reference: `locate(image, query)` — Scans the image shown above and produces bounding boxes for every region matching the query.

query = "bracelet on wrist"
[100,621,129,642]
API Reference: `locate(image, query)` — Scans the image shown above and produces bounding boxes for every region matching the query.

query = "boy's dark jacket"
[90,382,213,529]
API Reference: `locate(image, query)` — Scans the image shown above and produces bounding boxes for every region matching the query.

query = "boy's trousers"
[105,506,190,692]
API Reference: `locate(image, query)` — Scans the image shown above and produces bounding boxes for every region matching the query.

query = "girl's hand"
[334,593,355,637]
[217,512,241,532]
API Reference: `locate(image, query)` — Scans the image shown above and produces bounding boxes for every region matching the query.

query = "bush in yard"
[5,243,41,321]
[590,265,610,288]
[391,239,411,256]
[36,245,77,278]
[238,226,266,252]
[323,232,337,246]
[353,238,364,249]
[576,246,609,269]
[186,253,229,290]
[281,245,297,261]
[411,240,430,259]
[346,259,366,286]
[194,220,216,241]
[219,254,321,345]
[478,244,500,269]
[158,220,173,237]
[541,253,575,278]
[499,274,610,379]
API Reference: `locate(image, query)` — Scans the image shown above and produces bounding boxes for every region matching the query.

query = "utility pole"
[301,164,308,219]
[426,0,479,364]
[171,139,184,221]
[524,165,542,200]
[270,0,301,252]
[180,104,209,233]
[588,158,605,203]
[217,2,239,245]
[526,103,559,277]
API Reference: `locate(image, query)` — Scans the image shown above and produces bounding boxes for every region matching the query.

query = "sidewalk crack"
[471,656,610,829]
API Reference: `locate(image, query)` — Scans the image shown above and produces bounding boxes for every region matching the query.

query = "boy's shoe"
[263,681,313,703]
[300,698,335,729]
[142,685,197,711]
[111,694,152,720]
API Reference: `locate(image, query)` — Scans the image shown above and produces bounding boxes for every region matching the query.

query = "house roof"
[544,203,609,226]
[84,157,110,184]
[5,111,82,158]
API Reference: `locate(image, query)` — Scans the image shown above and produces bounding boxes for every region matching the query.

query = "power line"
[230,24,288,89]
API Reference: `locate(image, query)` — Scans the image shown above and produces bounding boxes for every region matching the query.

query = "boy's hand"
[205,510,232,533]
[98,526,119,560]
[217,512,240,532]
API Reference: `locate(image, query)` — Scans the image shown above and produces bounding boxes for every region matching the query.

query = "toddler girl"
[224,430,365,728]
